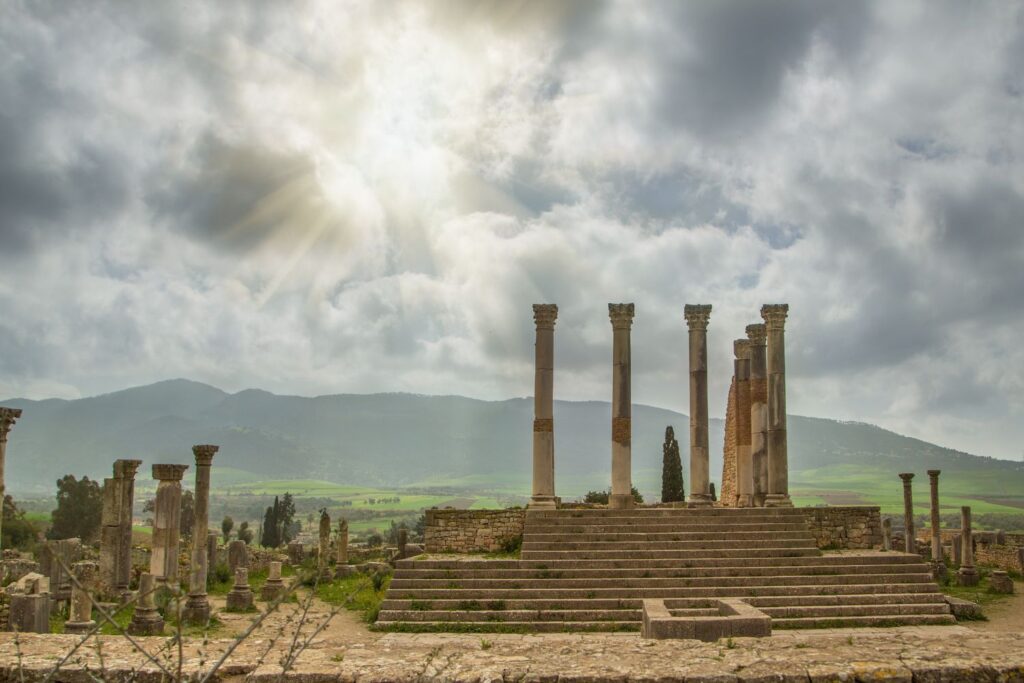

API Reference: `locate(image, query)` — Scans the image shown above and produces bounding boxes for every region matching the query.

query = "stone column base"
[608,494,634,509]
[528,496,557,509]
[735,495,754,508]
[127,608,164,636]
[260,581,286,602]
[63,620,96,635]
[764,494,793,508]
[957,567,979,587]
[687,494,713,507]
[226,587,254,612]
[181,594,211,625]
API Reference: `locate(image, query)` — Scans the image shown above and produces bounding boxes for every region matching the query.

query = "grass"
[316,572,392,623]
[938,568,1019,609]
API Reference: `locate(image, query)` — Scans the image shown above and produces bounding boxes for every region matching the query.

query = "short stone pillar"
[989,570,1014,594]
[63,561,99,634]
[952,535,962,565]
[287,541,305,565]
[226,567,254,612]
[149,464,189,584]
[927,469,946,579]
[398,528,408,558]
[227,540,248,574]
[9,586,50,634]
[761,304,791,507]
[530,304,558,509]
[881,518,892,552]
[608,303,635,509]
[734,339,754,507]
[184,444,219,624]
[898,473,915,554]
[684,304,713,506]
[318,509,331,577]
[745,324,768,507]
[957,506,979,586]
[127,572,164,636]
[260,561,286,601]
[0,408,23,555]
[336,519,349,565]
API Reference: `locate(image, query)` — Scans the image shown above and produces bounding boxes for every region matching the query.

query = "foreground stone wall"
[424,509,526,553]
[799,506,882,550]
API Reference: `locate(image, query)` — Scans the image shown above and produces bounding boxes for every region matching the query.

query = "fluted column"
[530,304,558,509]
[609,303,635,509]
[927,469,946,579]
[899,472,915,554]
[184,445,218,624]
[0,408,22,553]
[761,304,792,507]
[734,339,754,507]
[150,464,189,584]
[746,324,768,507]
[684,305,713,506]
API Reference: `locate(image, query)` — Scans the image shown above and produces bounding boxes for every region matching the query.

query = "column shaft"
[114,459,141,595]
[957,506,978,586]
[531,304,558,509]
[185,445,218,623]
[609,304,635,509]
[746,325,768,507]
[927,470,946,576]
[735,340,753,507]
[684,305,712,506]
[899,473,915,554]
[150,464,188,584]
[0,408,22,554]
[761,305,791,507]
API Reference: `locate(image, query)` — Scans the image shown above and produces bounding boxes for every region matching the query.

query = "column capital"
[760,304,789,330]
[113,459,143,479]
[927,469,941,479]
[608,303,635,330]
[0,407,23,442]
[734,339,751,359]
[745,323,766,346]
[152,464,189,482]
[532,304,558,329]
[898,472,914,483]
[683,304,712,330]
[192,444,219,466]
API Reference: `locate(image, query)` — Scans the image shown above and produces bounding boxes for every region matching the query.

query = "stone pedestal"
[336,520,349,566]
[684,305,713,506]
[989,571,1013,594]
[899,473,915,555]
[881,518,892,551]
[530,304,559,509]
[127,572,164,636]
[609,303,635,509]
[927,469,946,580]
[745,324,768,507]
[149,464,189,585]
[734,339,753,507]
[9,593,49,634]
[0,408,22,555]
[226,568,254,612]
[260,561,286,602]
[761,304,791,507]
[957,506,978,587]
[184,445,218,625]
[63,561,99,634]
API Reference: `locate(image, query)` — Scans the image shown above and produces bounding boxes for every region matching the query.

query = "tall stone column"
[734,339,754,507]
[957,506,978,586]
[927,470,946,579]
[530,304,558,509]
[684,305,713,506]
[899,473,915,554]
[100,473,124,595]
[0,408,23,553]
[150,464,189,585]
[746,324,768,507]
[114,459,141,597]
[184,445,218,624]
[761,304,792,507]
[609,303,635,509]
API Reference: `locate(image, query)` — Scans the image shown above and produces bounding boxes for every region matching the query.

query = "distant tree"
[279,493,296,543]
[414,512,427,540]
[221,516,234,543]
[365,532,383,548]
[48,475,103,541]
[582,487,644,505]
[237,521,254,545]
[2,495,39,550]
[261,502,279,548]
[661,426,685,503]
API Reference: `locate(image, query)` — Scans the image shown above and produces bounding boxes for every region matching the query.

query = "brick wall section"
[424,509,526,553]
[799,506,882,550]
[720,379,738,506]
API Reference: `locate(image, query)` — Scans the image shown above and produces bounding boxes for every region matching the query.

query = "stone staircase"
[377,507,953,632]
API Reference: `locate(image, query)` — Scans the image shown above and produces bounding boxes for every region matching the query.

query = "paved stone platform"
[2,625,1023,681]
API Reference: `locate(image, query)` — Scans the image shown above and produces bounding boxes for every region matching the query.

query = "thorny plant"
[18,555,364,682]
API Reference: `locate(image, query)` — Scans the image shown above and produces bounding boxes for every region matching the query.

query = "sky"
[1,1,1023,460]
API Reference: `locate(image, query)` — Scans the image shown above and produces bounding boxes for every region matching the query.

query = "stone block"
[989,571,1014,594]
[9,594,49,633]
[945,595,982,620]
[641,598,771,641]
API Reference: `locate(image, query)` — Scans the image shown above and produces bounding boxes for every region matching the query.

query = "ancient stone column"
[227,539,248,574]
[63,561,99,634]
[684,304,713,506]
[881,518,892,551]
[746,324,768,507]
[734,339,754,508]
[100,475,122,595]
[398,528,409,558]
[761,304,792,507]
[0,408,22,554]
[530,304,558,509]
[149,464,189,585]
[226,567,254,612]
[207,531,219,573]
[957,506,979,586]
[318,509,331,577]
[609,303,635,509]
[260,561,286,602]
[127,572,164,636]
[114,459,141,598]
[927,469,946,579]
[336,519,349,565]
[184,444,219,624]
[899,473,915,554]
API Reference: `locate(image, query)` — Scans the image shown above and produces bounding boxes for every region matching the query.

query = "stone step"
[758,603,951,619]
[525,522,812,533]
[771,614,956,629]
[373,620,641,633]
[521,539,818,551]
[397,554,924,570]
[527,508,807,518]
[521,548,821,560]
[745,592,948,608]
[522,531,813,543]
[377,609,647,622]
[394,563,929,579]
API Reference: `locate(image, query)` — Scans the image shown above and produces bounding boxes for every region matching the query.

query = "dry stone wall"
[424,509,525,553]
[799,506,882,549]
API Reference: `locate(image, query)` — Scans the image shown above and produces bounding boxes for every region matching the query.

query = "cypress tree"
[661,426,685,503]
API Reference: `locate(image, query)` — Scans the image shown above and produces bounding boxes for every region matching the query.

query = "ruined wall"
[720,379,738,506]
[799,506,882,550]
[424,509,526,553]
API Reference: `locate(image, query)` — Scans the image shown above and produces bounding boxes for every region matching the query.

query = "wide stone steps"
[397,555,926,570]
[522,548,821,560]
[772,614,956,629]
[376,621,641,633]
[527,509,808,519]
[523,531,813,543]
[392,564,929,579]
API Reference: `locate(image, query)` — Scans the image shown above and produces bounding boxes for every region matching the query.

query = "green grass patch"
[938,569,1018,609]
[315,572,392,623]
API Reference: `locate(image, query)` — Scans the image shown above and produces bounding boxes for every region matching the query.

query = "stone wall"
[719,379,738,506]
[799,506,882,550]
[424,509,526,553]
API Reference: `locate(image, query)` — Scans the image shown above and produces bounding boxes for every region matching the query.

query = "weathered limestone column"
[927,469,946,579]
[684,305,713,506]
[207,531,219,573]
[881,518,892,551]
[761,304,792,507]
[318,509,331,577]
[530,304,558,509]
[398,528,409,558]
[228,539,248,574]
[609,303,635,510]
[899,473,915,554]
[149,464,189,585]
[336,519,349,565]
[63,561,99,634]
[127,572,164,636]
[0,408,22,554]
[734,339,754,508]
[184,444,218,624]
[957,506,979,586]
[114,459,141,598]
[746,324,768,507]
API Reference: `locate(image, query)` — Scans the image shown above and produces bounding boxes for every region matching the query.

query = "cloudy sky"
[1,1,1022,460]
